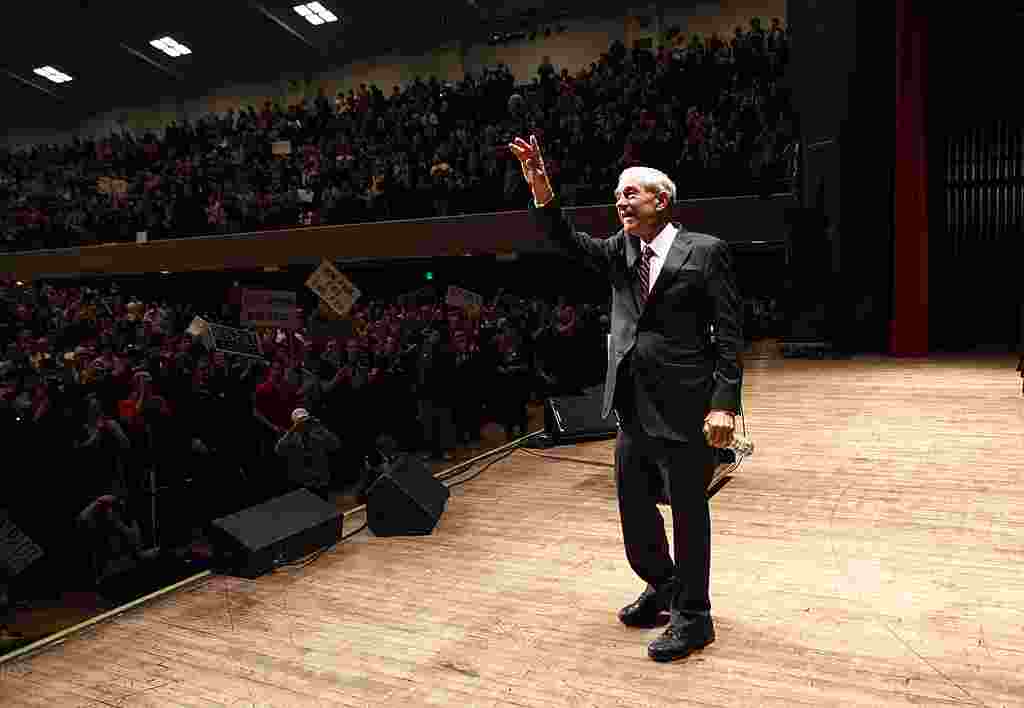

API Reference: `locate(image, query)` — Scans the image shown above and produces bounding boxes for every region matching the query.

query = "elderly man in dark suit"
[510,136,743,662]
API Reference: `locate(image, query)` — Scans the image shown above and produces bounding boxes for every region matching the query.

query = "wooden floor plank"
[2,356,1022,707]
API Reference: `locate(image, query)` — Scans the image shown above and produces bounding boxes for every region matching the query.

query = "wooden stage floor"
[2,356,1022,707]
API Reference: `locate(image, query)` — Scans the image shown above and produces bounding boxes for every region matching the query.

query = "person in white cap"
[274,407,341,500]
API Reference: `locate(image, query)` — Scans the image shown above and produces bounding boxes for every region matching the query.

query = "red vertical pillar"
[891,0,929,356]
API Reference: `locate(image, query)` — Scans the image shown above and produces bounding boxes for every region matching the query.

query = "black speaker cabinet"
[539,384,618,447]
[366,455,450,537]
[209,489,343,578]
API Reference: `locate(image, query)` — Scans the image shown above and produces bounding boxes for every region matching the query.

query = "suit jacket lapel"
[624,231,645,312]
[624,228,639,270]
[647,225,692,306]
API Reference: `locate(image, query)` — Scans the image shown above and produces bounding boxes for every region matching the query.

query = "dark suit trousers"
[614,365,715,618]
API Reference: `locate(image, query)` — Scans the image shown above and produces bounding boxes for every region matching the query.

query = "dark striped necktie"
[637,245,655,308]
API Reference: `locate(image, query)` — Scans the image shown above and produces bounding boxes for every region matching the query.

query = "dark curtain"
[891,0,929,355]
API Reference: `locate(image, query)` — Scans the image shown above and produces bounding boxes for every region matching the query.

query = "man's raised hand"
[508,135,554,205]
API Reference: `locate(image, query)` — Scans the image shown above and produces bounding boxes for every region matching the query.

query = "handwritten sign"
[0,510,44,577]
[208,322,264,360]
[306,259,361,317]
[446,285,484,310]
[240,289,300,329]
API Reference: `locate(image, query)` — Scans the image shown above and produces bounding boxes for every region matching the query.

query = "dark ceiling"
[0,0,600,136]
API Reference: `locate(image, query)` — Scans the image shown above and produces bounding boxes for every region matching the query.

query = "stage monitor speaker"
[366,455,450,537]
[208,489,342,579]
[541,384,618,447]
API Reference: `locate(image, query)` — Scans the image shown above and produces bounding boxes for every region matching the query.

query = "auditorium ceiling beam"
[117,43,185,81]
[249,2,319,52]
[1,69,63,101]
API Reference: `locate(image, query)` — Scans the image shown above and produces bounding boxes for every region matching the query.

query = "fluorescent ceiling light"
[32,66,73,83]
[150,36,192,57]
[293,2,338,25]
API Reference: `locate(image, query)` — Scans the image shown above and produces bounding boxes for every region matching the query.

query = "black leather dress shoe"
[648,615,715,662]
[617,584,671,628]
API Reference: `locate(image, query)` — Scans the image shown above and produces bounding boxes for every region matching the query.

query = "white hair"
[616,166,677,203]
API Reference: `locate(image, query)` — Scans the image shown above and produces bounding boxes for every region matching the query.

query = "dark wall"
[57,244,788,332]
[64,254,612,314]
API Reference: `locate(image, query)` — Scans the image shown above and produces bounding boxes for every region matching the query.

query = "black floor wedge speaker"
[208,489,343,578]
[366,455,450,537]
[533,384,618,448]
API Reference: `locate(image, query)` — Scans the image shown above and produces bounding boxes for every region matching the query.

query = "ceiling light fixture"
[293,2,338,25]
[32,66,73,83]
[149,36,192,57]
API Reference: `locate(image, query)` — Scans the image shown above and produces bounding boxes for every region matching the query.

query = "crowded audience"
[0,19,793,252]
[0,274,611,608]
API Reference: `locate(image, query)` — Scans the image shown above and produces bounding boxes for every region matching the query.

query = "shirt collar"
[644,222,679,260]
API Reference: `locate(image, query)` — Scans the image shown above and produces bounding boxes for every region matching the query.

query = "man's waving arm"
[509,135,616,277]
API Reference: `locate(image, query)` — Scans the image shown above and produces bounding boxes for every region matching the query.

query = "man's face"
[615,177,666,240]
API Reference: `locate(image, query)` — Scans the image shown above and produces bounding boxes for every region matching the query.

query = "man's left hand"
[703,411,735,448]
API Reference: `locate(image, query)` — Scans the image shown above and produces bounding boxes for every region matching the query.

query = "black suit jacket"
[531,200,743,443]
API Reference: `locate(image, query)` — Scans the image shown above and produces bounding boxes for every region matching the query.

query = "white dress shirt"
[640,222,680,296]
